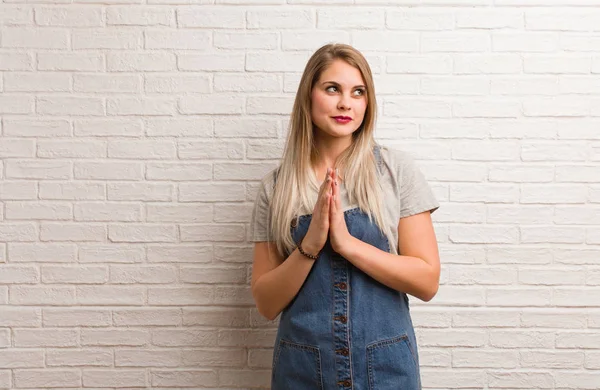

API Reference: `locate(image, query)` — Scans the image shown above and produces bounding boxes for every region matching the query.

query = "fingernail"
[327,168,331,174]
[336,168,339,176]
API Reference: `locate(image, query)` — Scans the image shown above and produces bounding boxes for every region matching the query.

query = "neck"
[312,132,353,170]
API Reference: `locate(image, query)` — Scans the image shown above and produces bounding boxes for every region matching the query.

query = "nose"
[337,93,351,110]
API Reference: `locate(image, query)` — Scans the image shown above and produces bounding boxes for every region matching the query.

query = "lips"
[333,116,352,120]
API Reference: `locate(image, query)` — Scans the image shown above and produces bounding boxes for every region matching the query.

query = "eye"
[354,88,366,96]
[326,86,338,93]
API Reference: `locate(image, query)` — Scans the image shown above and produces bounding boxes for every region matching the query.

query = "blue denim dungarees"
[271,146,421,390]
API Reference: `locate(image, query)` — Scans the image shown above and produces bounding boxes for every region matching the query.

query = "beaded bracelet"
[297,241,319,260]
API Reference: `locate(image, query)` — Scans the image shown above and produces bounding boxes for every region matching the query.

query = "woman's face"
[310,59,368,141]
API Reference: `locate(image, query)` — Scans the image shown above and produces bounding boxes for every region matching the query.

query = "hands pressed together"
[300,167,353,258]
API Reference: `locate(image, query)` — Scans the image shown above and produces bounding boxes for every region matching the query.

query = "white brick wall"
[0,1,599,389]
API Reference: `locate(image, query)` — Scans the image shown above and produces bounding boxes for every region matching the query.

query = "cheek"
[311,92,330,114]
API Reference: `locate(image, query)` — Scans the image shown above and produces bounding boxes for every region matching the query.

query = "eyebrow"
[321,81,366,89]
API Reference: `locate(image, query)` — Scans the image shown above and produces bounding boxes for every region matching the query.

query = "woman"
[249,43,440,390]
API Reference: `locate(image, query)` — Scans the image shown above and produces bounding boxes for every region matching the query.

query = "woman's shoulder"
[377,144,418,171]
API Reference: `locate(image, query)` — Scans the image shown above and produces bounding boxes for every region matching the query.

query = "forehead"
[317,59,365,86]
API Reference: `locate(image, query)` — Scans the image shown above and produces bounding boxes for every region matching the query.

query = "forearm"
[340,237,439,301]
[252,247,318,321]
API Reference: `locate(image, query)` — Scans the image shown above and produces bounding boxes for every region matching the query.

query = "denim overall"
[271,146,421,390]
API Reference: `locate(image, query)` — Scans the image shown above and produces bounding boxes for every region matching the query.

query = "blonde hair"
[269,43,393,257]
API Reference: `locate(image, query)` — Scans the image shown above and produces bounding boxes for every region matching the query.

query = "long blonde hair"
[269,43,392,257]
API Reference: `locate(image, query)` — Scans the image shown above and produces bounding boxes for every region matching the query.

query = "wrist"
[300,238,321,258]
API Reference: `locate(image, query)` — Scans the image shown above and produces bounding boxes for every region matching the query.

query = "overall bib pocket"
[366,334,421,390]
[271,339,324,390]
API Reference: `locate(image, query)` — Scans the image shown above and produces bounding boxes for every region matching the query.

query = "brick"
[152,328,218,347]
[151,370,218,387]
[2,27,68,49]
[107,6,173,26]
[108,140,176,159]
[456,9,523,28]
[246,52,310,72]
[353,31,418,52]
[148,287,213,305]
[178,7,244,28]
[80,329,148,347]
[0,308,40,326]
[145,74,210,93]
[0,139,34,158]
[74,74,141,93]
[77,286,146,305]
[384,98,452,118]
[108,52,176,71]
[79,245,144,264]
[108,224,176,243]
[7,160,71,180]
[4,72,71,92]
[214,31,278,49]
[318,9,382,29]
[0,96,34,114]
[387,54,452,74]
[46,349,113,367]
[37,96,104,116]
[40,182,104,200]
[180,224,245,242]
[9,243,76,263]
[1,6,32,25]
[0,181,37,200]
[74,161,143,180]
[178,53,244,71]
[40,223,106,242]
[0,265,37,284]
[387,9,454,30]
[449,225,518,244]
[107,183,173,201]
[110,265,177,284]
[147,245,212,263]
[145,30,210,49]
[488,372,553,389]
[526,9,600,31]
[524,55,591,73]
[73,29,142,49]
[145,118,212,137]
[113,309,181,326]
[214,74,280,92]
[249,9,314,29]
[454,54,522,74]
[74,202,142,222]
[491,76,559,95]
[38,52,104,71]
[14,329,78,347]
[147,204,212,224]
[0,52,33,70]
[522,184,588,204]
[179,95,243,114]
[107,97,176,115]
[10,286,75,305]
[37,140,106,158]
[146,162,211,181]
[43,309,111,327]
[422,32,491,52]
[5,201,72,221]
[82,369,146,387]
[493,32,558,52]
[487,288,552,307]
[247,96,294,115]
[0,350,43,369]
[75,119,143,137]
[215,119,276,139]
[35,7,103,26]
[14,369,81,388]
